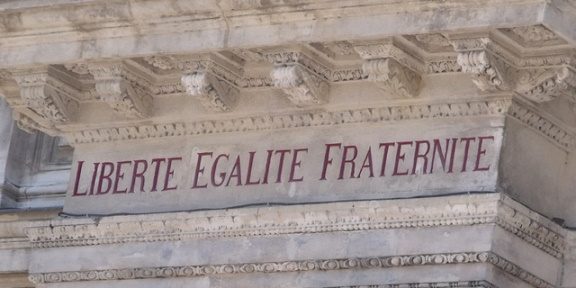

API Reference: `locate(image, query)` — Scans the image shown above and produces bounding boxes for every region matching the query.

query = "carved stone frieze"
[26,251,553,288]
[64,97,512,144]
[450,37,515,92]
[181,72,238,112]
[25,193,564,259]
[354,42,423,98]
[11,67,78,124]
[426,57,462,74]
[516,67,576,103]
[87,62,152,119]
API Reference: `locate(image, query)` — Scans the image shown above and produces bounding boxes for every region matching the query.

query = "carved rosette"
[516,67,576,103]
[271,65,328,106]
[11,68,78,124]
[450,38,514,92]
[354,42,422,98]
[88,63,152,119]
[181,72,238,112]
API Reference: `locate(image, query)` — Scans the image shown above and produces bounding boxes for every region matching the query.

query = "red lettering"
[379,142,395,176]
[474,136,494,171]
[357,147,374,178]
[72,161,87,196]
[289,148,308,182]
[320,143,341,180]
[96,162,114,195]
[129,160,148,193]
[150,158,166,192]
[192,153,212,189]
[460,137,476,172]
[339,145,358,179]
[412,140,430,175]
[226,155,243,186]
[211,154,229,187]
[162,157,181,191]
[245,152,261,185]
[430,139,449,174]
[262,150,274,184]
[88,162,100,195]
[112,161,131,194]
[274,150,291,183]
[393,141,412,176]
[448,138,458,173]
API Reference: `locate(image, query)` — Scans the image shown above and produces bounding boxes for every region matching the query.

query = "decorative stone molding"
[271,65,328,106]
[362,58,421,98]
[516,67,576,103]
[354,41,422,98]
[264,48,330,106]
[181,72,238,112]
[26,251,553,288]
[499,25,566,48]
[450,37,515,92]
[87,62,153,119]
[25,194,565,259]
[11,67,78,124]
[0,70,11,81]
[508,99,576,151]
[11,113,54,135]
[426,57,462,74]
[63,97,512,144]
[328,281,496,288]
[63,63,90,75]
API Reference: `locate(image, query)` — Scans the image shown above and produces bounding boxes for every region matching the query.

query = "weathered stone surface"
[0,1,575,287]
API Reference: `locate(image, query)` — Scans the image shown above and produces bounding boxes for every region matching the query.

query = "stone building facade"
[0,0,576,287]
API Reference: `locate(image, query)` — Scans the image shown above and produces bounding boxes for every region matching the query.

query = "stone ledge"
[24,193,565,259]
[26,251,553,288]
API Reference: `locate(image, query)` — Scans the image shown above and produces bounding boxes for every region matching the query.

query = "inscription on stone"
[72,136,494,196]
[64,122,502,214]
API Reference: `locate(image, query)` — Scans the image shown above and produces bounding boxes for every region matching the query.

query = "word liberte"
[71,136,494,196]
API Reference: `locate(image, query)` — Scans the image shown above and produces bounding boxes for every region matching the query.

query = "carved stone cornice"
[354,41,423,98]
[264,48,330,106]
[508,98,576,151]
[63,97,511,144]
[25,193,564,259]
[516,66,576,103]
[26,251,553,288]
[12,112,59,136]
[362,58,421,98]
[11,67,78,124]
[450,37,515,92]
[271,65,328,106]
[87,62,153,119]
[181,72,238,112]
[329,281,496,288]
